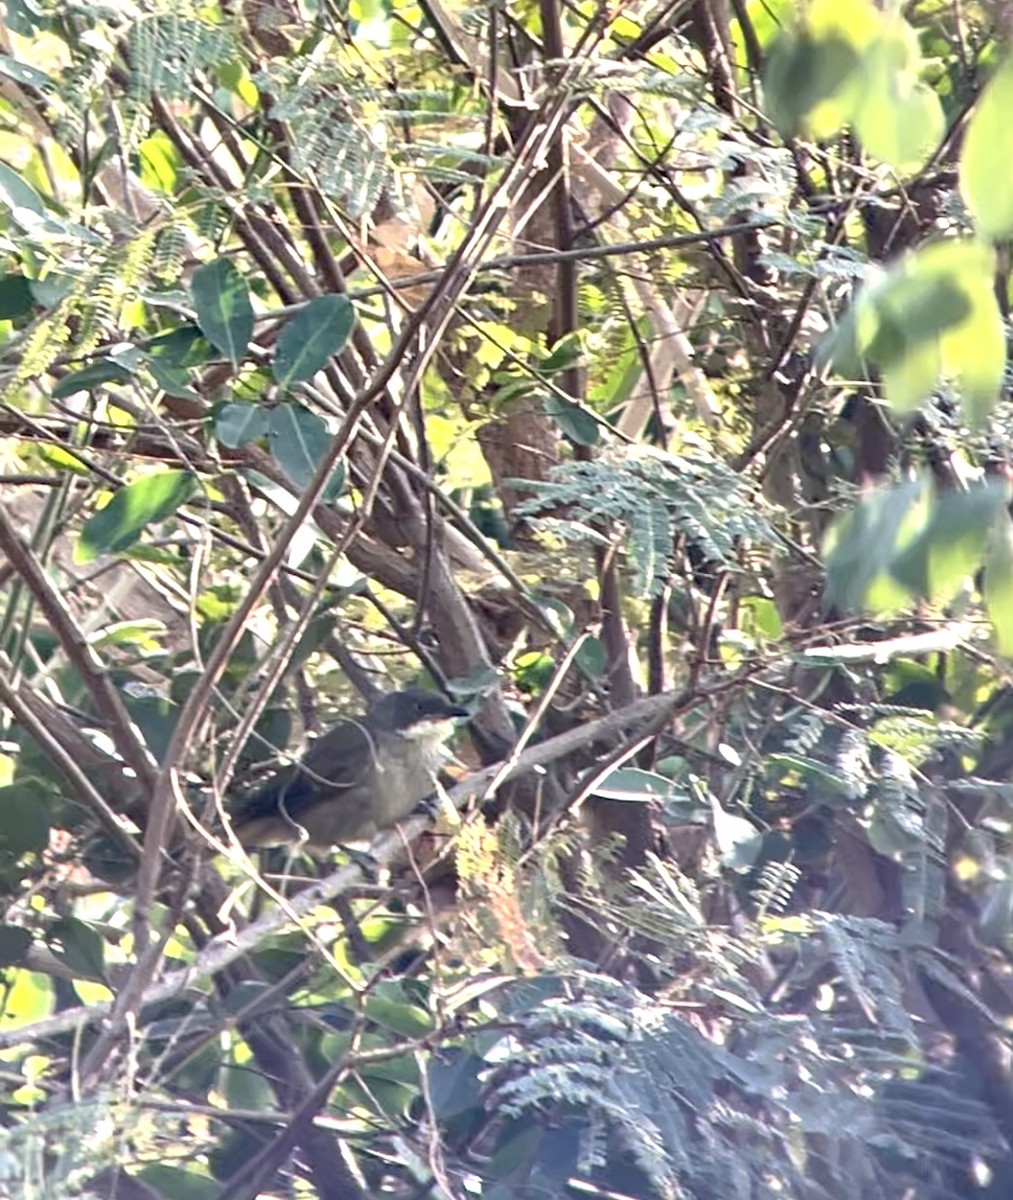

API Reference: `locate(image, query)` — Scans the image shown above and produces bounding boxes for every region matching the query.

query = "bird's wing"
[232,718,378,825]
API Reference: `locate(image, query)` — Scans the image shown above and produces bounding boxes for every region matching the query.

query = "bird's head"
[368,687,469,743]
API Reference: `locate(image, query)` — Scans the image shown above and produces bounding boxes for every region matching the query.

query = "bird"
[229,687,469,851]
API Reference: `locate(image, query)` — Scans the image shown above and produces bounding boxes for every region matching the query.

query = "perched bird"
[230,687,469,850]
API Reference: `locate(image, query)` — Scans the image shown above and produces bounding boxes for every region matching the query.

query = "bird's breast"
[371,733,448,825]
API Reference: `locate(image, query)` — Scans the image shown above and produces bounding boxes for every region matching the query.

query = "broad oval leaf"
[77,469,196,563]
[0,926,31,969]
[0,274,35,319]
[542,394,599,446]
[961,56,1013,241]
[273,294,354,387]
[53,356,135,398]
[890,480,1011,602]
[0,160,45,216]
[593,767,672,802]
[191,258,253,363]
[852,16,943,173]
[47,916,106,981]
[823,477,926,612]
[764,28,861,138]
[850,240,1005,423]
[215,401,268,449]
[0,784,51,856]
[137,1164,219,1200]
[267,402,346,499]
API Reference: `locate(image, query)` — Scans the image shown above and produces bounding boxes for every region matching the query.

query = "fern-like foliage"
[513,443,777,596]
[5,230,157,396]
[465,946,1000,1200]
[127,14,232,103]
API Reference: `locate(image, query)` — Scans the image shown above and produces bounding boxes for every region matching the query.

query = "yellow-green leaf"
[961,56,1013,240]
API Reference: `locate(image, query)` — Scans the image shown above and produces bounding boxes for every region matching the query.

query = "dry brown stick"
[0,669,140,862]
[0,505,158,795]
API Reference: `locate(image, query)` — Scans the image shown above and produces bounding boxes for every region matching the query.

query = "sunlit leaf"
[853,20,943,172]
[851,240,1004,422]
[0,160,45,216]
[593,767,672,802]
[0,970,53,1028]
[824,477,927,611]
[961,56,1013,240]
[891,480,1010,601]
[763,0,879,138]
[77,470,196,562]
[710,794,763,870]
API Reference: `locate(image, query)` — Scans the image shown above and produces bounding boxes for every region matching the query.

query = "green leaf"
[0,274,35,319]
[267,403,345,499]
[984,510,1013,655]
[539,332,583,375]
[853,21,943,173]
[763,0,882,138]
[0,160,45,216]
[767,753,858,799]
[823,479,927,612]
[125,695,179,764]
[147,358,204,402]
[138,1164,219,1200]
[364,981,432,1035]
[53,357,135,398]
[574,635,607,676]
[190,258,253,363]
[215,401,268,448]
[852,240,1005,423]
[961,56,1013,241]
[0,926,31,968]
[890,481,1010,602]
[764,28,861,138]
[0,783,52,856]
[273,294,355,387]
[146,324,210,368]
[593,767,672,802]
[542,394,599,446]
[427,1048,484,1119]
[47,917,106,981]
[0,54,53,92]
[77,470,196,563]
[89,619,167,653]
